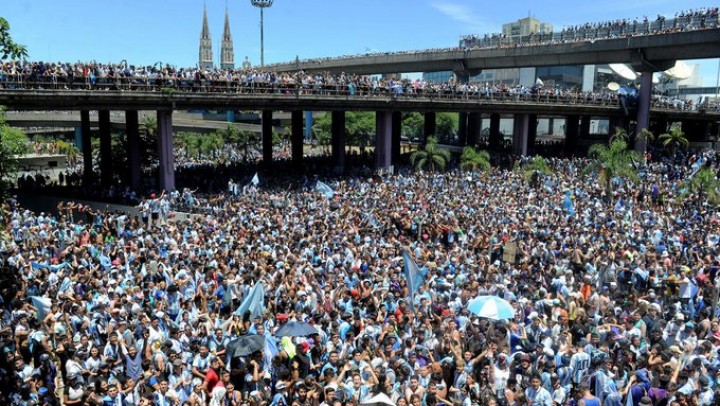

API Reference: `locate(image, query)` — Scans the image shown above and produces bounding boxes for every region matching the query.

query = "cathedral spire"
[199,4,213,69]
[220,6,235,69]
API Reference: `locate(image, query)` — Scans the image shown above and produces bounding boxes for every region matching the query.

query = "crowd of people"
[0,61,709,114]
[2,145,720,406]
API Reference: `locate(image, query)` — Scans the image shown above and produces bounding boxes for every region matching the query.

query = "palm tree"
[140,115,158,137]
[409,136,451,172]
[586,139,641,197]
[659,126,689,156]
[459,147,490,172]
[517,156,552,188]
[637,128,655,156]
[684,166,720,205]
[610,127,629,143]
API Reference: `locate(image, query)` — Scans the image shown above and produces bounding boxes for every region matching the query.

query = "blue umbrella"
[467,296,516,320]
[274,321,318,337]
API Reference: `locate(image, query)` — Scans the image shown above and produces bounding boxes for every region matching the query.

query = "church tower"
[199,5,214,70]
[220,7,235,69]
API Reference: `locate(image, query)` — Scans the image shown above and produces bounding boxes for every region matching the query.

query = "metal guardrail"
[0,76,714,114]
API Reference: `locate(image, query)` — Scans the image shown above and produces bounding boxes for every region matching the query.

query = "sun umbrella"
[361,393,395,406]
[274,321,318,337]
[225,335,266,358]
[467,296,516,320]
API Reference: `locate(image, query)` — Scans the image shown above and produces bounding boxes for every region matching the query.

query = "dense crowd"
[2,147,720,406]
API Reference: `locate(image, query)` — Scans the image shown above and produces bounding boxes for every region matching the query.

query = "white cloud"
[429,2,499,33]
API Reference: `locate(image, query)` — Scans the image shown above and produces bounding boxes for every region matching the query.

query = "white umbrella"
[467,296,516,320]
[609,63,638,81]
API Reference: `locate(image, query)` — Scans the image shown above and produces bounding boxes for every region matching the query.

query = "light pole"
[250,0,274,68]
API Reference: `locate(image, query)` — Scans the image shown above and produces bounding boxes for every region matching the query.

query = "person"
[205,357,226,406]
[525,373,552,406]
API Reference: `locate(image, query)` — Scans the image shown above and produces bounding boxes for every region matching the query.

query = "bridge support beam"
[489,113,502,150]
[458,113,468,145]
[126,110,141,191]
[580,116,591,139]
[513,114,530,156]
[262,110,273,165]
[81,110,93,186]
[375,111,393,170]
[305,111,313,141]
[468,112,481,147]
[291,110,304,167]
[565,115,579,156]
[392,111,402,166]
[635,71,653,152]
[526,114,538,155]
[99,110,113,187]
[331,111,346,173]
[423,112,436,145]
[157,110,175,191]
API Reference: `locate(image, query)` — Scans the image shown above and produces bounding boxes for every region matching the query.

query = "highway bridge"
[266,27,720,76]
[1,85,717,193]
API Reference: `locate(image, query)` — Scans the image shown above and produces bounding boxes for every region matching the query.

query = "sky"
[4,0,720,86]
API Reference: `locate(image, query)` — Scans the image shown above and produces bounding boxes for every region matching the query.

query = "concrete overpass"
[1,89,717,193]
[4,111,261,134]
[266,29,720,75]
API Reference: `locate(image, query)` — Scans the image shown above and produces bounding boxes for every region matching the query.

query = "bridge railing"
[0,74,711,113]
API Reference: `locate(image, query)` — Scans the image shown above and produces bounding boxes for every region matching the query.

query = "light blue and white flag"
[235,282,265,318]
[31,296,52,321]
[316,180,334,198]
[251,173,260,186]
[402,249,425,311]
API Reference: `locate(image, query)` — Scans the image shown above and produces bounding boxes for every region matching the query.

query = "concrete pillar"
[99,110,113,187]
[126,110,141,191]
[580,116,591,139]
[291,110,304,167]
[635,71,653,152]
[262,110,273,164]
[565,115,579,156]
[458,112,468,145]
[74,127,82,150]
[81,110,93,186]
[156,110,175,191]
[375,111,392,169]
[305,111,313,141]
[468,112,481,146]
[423,112,436,145]
[527,114,538,155]
[513,114,529,156]
[453,71,470,84]
[391,111,402,166]
[489,113,502,150]
[548,118,555,136]
[331,111,346,172]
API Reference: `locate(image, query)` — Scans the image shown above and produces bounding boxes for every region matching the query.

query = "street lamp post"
[250,0,274,68]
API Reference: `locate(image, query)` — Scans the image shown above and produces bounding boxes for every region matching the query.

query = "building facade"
[502,16,554,37]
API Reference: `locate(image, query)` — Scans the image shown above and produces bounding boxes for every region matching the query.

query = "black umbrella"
[274,321,317,337]
[225,335,266,358]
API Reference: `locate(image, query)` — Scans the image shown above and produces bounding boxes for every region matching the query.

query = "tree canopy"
[0,17,27,60]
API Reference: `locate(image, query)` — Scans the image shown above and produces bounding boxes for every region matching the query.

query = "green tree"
[0,18,27,60]
[409,136,451,172]
[659,126,689,156]
[345,112,375,150]
[586,139,640,197]
[312,113,332,155]
[459,147,490,172]
[684,166,720,205]
[401,112,424,142]
[140,115,158,137]
[221,124,261,162]
[435,113,458,144]
[0,109,29,199]
[517,156,553,188]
